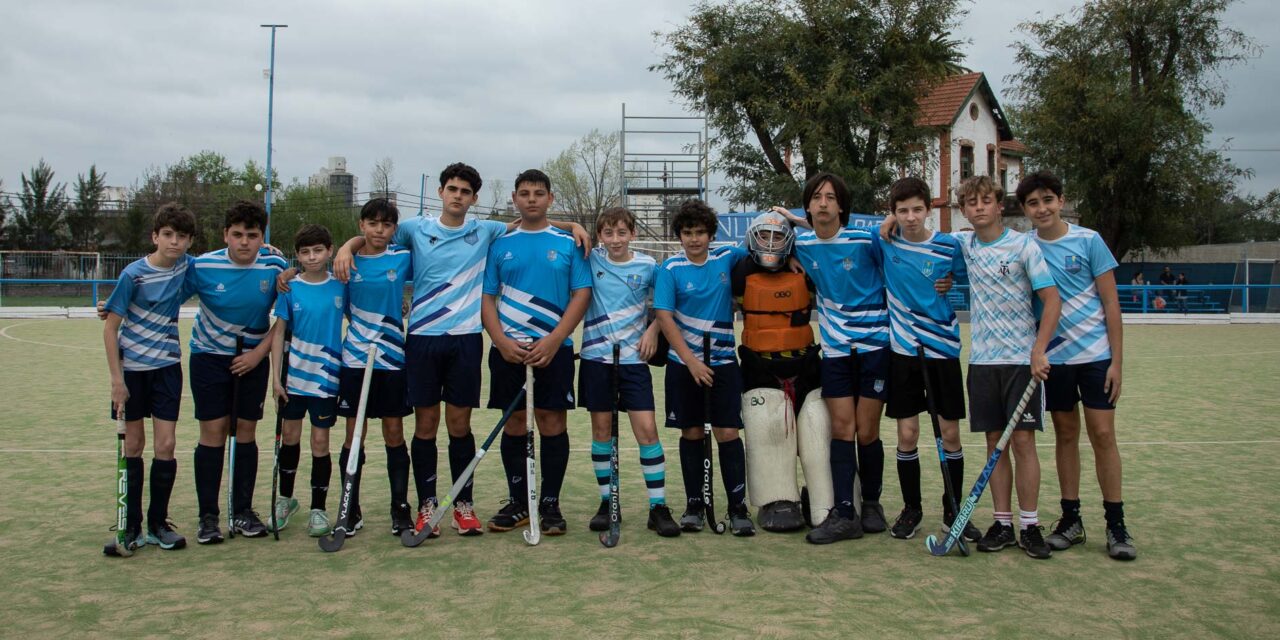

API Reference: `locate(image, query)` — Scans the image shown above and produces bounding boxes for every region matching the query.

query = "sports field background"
[1,319,1277,638]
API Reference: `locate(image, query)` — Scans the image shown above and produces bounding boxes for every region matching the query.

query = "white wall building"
[309,156,358,206]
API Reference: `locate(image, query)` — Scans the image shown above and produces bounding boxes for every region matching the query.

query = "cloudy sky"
[2,0,1276,213]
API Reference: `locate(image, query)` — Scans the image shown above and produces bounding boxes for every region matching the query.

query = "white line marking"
[0,320,96,351]
[1129,350,1280,360]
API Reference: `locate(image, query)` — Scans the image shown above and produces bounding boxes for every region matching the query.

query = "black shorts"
[966,364,1044,433]
[405,333,482,408]
[111,364,183,422]
[886,352,966,421]
[337,367,411,419]
[738,346,821,414]
[189,352,270,422]
[663,360,744,429]
[279,394,339,428]
[577,360,655,412]
[1045,359,1116,412]
[487,345,577,411]
[820,348,889,400]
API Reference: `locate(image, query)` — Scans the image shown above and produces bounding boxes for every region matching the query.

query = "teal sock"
[591,440,611,501]
[639,442,666,507]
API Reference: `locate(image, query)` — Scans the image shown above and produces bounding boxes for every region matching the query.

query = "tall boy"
[102,203,196,551]
[654,199,755,536]
[1018,170,1135,560]
[269,224,348,537]
[581,207,680,537]
[482,169,592,535]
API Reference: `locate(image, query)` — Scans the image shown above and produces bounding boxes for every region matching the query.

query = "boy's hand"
[276,267,298,293]
[96,299,108,321]
[333,245,356,283]
[934,273,953,295]
[1030,349,1050,381]
[263,243,284,257]
[686,359,715,387]
[273,381,288,404]
[569,223,592,257]
[526,335,560,368]
[1104,361,1122,404]
[110,379,129,416]
[771,206,810,230]
[788,255,805,274]
[230,349,264,376]
[495,337,529,365]
[879,215,898,242]
[638,331,657,362]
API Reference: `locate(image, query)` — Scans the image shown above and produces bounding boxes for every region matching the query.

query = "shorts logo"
[259,280,270,293]
[842,257,852,271]
[334,296,343,309]
[1064,255,1082,274]
[627,274,643,290]
[921,259,934,277]
[668,411,676,420]
[547,250,558,261]
[873,379,885,393]
[317,414,332,421]
[464,230,479,245]
[387,269,397,282]
[566,392,574,403]
[339,400,349,409]
[1022,412,1035,423]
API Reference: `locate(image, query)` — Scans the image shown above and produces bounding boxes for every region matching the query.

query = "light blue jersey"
[483,226,592,346]
[581,248,657,364]
[1034,224,1118,365]
[105,255,192,371]
[186,248,287,355]
[653,245,747,366]
[393,216,507,336]
[954,229,1056,365]
[880,231,968,359]
[793,225,889,357]
[343,245,412,370]
[273,275,346,398]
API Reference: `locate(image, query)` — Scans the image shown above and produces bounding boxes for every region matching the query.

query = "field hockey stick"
[270,326,291,540]
[103,414,133,557]
[916,346,969,557]
[523,339,541,546]
[226,334,244,539]
[925,376,1039,556]
[319,340,377,552]
[702,331,726,534]
[600,342,622,548]
[401,386,529,547]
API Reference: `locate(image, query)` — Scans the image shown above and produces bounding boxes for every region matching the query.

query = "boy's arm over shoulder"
[482,239,503,295]
[1022,235,1055,291]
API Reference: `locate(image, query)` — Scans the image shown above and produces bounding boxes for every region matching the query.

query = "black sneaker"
[890,506,924,540]
[943,511,984,543]
[1046,517,1086,551]
[390,503,414,536]
[977,522,1016,552]
[231,510,269,538]
[805,510,864,544]
[727,503,755,537]
[539,500,567,536]
[588,499,613,532]
[860,500,887,533]
[1106,524,1137,561]
[679,500,705,532]
[1019,524,1052,559]
[196,513,223,545]
[647,504,681,537]
[487,500,530,532]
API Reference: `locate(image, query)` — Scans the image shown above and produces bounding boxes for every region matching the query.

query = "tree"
[484,178,509,219]
[0,179,9,247]
[1009,0,1260,260]
[125,151,269,252]
[268,181,360,249]
[14,159,69,249]
[652,0,965,211]
[67,165,107,250]
[542,129,621,228]
[1193,189,1280,245]
[370,157,397,195]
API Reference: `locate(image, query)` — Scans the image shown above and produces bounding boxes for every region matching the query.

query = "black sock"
[311,454,331,510]
[279,443,301,498]
[193,444,223,517]
[148,458,177,527]
[944,448,965,515]
[678,437,703,506]
[411,436,438,506]
[831,439,858,518]
[896,448,921,510]
[500,433,526,503]
[338,447,366,512]
[1103,500,1125,529]
[857,438,884,502]
[233,441,258,513]
[449,433,477,503]
[718,438,747,507]
[125,456,144,530]
[1062,498,1082,522]
[386,444,410,507]
[540,432,570,503]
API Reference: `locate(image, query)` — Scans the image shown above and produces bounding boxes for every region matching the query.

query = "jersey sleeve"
[1087,233,1119,277]
[569,242,592,291]
[392,217,418,247]
[946,235,968,282]
[482,243,502,296]
[273,289,292,321]
[868,231,884,268]
[727,244,749,266]
[1022,238,1055,291]
[104,271,134,318]
[479,219,508,242]
[653,265,676,312]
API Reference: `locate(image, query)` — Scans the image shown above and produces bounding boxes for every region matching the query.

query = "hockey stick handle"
[432,387,527,526]
[344,341,378,476]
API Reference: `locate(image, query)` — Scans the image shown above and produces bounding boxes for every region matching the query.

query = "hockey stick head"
[599,530,619,548]
[317,529,348,553]
[522,529,541,546]
[102,539,134,558]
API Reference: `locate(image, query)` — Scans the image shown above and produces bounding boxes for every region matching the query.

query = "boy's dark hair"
[672,199,718,240]
[955,175,1004,204]
[595,207,636,235]
[360,198,400,224]
[224,199,269,232]
[802,172,852,226]
[888,177,932,213]
[153,202,196,236]
[514,169,552,192]
[294,223,332,250]
[1015,169,1064,205]
[439,162,483,193]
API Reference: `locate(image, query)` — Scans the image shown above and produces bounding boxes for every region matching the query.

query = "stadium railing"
[946,284,1278,315]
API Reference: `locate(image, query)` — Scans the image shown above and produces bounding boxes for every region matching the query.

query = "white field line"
[0,320,97,351]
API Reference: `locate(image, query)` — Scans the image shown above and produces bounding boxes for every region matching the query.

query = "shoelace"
[455,502,476,519]
[1109,523,1133,543]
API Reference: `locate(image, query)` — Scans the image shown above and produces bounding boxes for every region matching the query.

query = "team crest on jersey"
[334,296,343,309]
[719,272,727,283]
[259,280,270,293]
[387,269,397,282]
[547,250,558,261]
[1064,255,1082,274]
[921,260,934,277]
[842,257,852,271]
[464,230,479,245]
[999,261,1011,277]
[627,274,643,290]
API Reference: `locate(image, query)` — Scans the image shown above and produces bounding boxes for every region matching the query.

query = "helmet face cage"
[746,213,795,271]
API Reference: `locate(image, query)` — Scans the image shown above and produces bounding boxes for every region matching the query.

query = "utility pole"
[261,24,287,243]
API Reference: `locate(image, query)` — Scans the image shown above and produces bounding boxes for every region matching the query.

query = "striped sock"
[591,440,611,500]
[994,511,1013,526]
[1019,509,1039,530]
[896,448,921,509]
[639,442,666,506]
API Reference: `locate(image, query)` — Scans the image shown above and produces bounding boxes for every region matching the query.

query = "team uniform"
[339,245,413,420]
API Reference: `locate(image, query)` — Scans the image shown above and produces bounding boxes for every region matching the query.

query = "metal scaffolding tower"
[620,104,709,239]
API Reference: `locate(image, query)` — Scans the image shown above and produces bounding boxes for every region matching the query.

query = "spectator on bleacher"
[1176,272,1189,286]
[1175,272,1190,312]
[1130,272,1144,302]
[1159,266,1176,297]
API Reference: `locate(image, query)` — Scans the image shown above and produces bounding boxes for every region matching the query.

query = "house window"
[987,148,996,176]
[960,145,974,180]
[1000,168,1008,191]
[969,103,979,121]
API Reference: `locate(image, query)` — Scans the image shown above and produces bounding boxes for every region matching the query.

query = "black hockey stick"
[319,341,377,552]
[103,415,134,557]
[270,327,291,540]
[600,342,622,548]
[702,332,726,534]
[226,335,244,539]
[917,346,969,557]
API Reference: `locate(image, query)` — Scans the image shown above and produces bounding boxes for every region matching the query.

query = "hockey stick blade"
[319,342,377,553]
[102,539,133,558]
[523,527,542,545]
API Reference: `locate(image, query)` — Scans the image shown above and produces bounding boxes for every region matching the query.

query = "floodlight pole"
[262,24,287,244]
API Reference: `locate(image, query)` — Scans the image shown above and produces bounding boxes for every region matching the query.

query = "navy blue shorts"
[279,394,339,428]
[967,364,1044,432]
[111,364,183,422]
[820,348,890,401]
[663,360,744,429]
[577,360,655,413]
[406,333,482,408]
[337,367,411,419]
[189,352,270,422]
[1045,359,1116,412]
[487,345,576,411]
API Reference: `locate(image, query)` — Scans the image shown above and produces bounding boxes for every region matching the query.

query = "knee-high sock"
[278,443,301,498]
[338,447,366,511]
[678,437,703,505]
[830,439,858,518]
[540,432,570,503]
[194,444,223,517]
[591,440,611,500]
[386,444,410,507]
[232,441,259,513]
[718,438,747,507]
[125,456,144,530]
[639,442,667,507]
[310,454,331,510]
[857,438,884,502]
[411,436,437,506]
[448,433,477,503]
[897,448,921,510]
[944,448,965,514]
[500,433,526,503]
[148,458,177,526]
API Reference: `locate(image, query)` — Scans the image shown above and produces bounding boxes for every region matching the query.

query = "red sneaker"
[414,499,440,539]
[452,500,484,536]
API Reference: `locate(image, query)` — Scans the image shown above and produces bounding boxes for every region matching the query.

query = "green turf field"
[1,319,1277,638]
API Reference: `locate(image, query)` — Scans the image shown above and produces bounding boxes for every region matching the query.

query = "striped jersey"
[653,245,747,366]
[483,226,592,346]
[879,231,967,359]
[342,245,412,370]
[273,275,346,397]
[953,229,1056,365]
[104,255,192,371]
[793,225,889,357]
[393,216,507,336]
[185,248,287,355]
[1034,224,1118,365]
[581,247,657,364]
